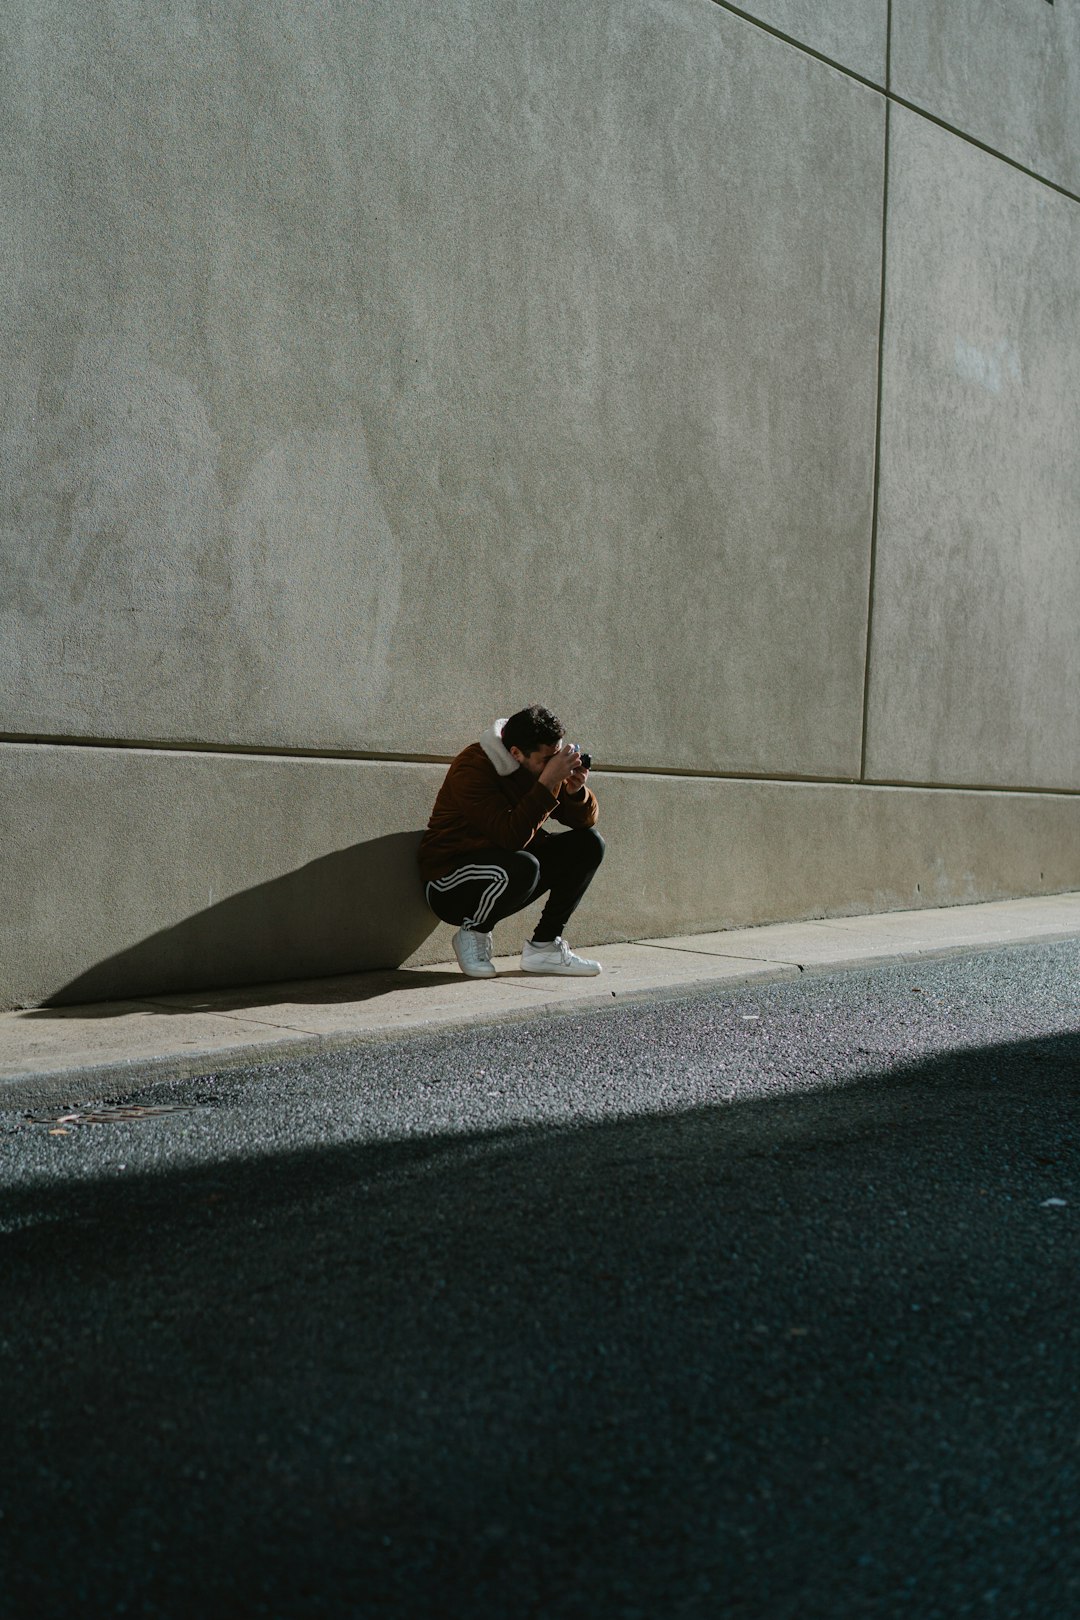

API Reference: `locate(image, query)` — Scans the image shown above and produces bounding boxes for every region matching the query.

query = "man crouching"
[418,705,605,979]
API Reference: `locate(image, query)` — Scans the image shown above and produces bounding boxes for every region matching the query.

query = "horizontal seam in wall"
[601,765,1080,798]
[3,735,1078,799]
[0,733,453,769]
[708,0,1080,207]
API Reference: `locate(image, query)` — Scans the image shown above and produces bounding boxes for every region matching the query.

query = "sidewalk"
[3,892,1078,1107]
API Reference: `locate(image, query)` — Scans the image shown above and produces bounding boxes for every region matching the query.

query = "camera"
[568,744,592,770]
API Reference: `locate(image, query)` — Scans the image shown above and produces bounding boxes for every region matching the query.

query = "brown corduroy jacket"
[417,726,599,883]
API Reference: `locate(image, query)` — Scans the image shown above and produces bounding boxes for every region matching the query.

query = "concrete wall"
[3,0,1078,1007]
[892,0,1080,194]
[867,107,1080,791]
[722,0,888,84]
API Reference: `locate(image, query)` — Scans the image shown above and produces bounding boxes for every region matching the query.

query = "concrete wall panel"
[723,0,887,83]
[866,110,1080,790]
[4,742,1077,1009]
[892,0,1080,194]
[1,743,444,1010]
[2,0,884,778]
[594,771,1079,945]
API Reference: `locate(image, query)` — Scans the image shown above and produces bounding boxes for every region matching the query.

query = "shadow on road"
[3,1028,1078,1618]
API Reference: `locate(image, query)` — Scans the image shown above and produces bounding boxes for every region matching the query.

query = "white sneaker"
[452,927,496,979]
[521,937,602,977]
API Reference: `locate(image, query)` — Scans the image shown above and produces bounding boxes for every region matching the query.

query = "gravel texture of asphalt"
[1,938,1078,1619]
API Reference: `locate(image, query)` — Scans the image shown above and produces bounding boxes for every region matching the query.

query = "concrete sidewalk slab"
[1,893,1077,1107]
[145,942,789,1031]
[643,893,1080,970]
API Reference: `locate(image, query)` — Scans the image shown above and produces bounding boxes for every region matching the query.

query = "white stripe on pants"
[426,863,510,929]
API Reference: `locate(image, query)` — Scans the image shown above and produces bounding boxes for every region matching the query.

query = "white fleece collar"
[478,718,519,777]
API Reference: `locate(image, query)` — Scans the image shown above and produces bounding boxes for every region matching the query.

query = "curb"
[3,923,1077,1110]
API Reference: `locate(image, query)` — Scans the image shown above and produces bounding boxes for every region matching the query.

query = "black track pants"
[425,828,605,941]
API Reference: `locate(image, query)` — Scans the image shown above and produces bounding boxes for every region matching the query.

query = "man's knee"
[501,855,544,907]
[506,850,543,897]
[575,828,606,868]
[542,826,605,881]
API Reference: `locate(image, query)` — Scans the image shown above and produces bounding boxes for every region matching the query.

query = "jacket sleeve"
[553,783,599,830]
[452,754,562,849]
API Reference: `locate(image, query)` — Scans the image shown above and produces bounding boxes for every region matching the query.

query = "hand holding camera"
[539,742,592,793]
[564,743,592,793]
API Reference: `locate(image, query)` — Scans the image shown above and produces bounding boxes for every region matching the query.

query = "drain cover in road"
[23,1103,193,1127]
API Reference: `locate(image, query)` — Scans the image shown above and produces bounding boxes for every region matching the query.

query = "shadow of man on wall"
[41,831,440,1008]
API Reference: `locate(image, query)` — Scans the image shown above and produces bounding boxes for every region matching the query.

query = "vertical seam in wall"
[859,0,892,782]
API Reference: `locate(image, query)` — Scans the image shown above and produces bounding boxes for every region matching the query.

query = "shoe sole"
[521,964,602,977]
[454,957,497,978]
[452,932,497,979]
[452,950,496,979]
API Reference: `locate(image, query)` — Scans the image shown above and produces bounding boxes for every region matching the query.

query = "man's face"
[510,739,563,777]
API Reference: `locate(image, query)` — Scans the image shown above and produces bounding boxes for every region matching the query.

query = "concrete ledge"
[2,893,1077,1109]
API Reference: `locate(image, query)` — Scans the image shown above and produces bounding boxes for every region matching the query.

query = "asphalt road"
[2,940,1078,1619]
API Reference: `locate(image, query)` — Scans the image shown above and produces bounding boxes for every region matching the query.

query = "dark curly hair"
[501,705,564,754]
